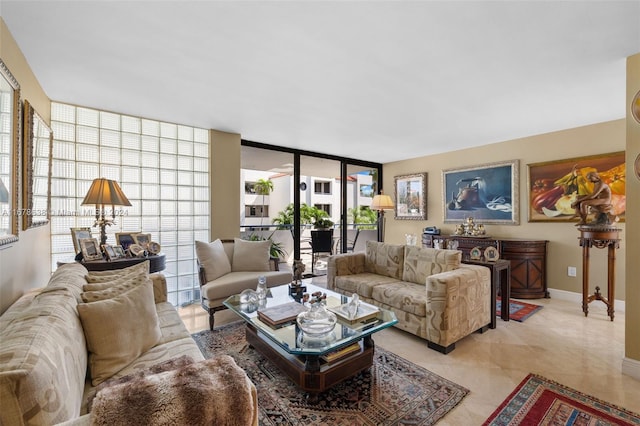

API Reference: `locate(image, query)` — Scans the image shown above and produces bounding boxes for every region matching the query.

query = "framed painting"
[80,238,103,261]
[443,160,519,225]
[527,151,625,222]
[116,232,138,251]
[394,173,427,220]
[70,227,92,254]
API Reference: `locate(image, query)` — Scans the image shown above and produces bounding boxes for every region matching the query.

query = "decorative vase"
[296,302,337,338]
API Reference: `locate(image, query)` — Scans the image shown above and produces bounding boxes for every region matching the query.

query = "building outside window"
[314,180,331,194]
[314,204,332,216]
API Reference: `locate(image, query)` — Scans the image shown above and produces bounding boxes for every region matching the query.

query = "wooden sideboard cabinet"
[422,234,548,299]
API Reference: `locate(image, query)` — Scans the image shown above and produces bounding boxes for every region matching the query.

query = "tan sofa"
[327,241,491,354]
[0,262,258,426]
[197,238,293,330]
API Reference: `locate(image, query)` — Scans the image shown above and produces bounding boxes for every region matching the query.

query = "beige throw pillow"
[78,281,162,386]
[85,261,150,282]
[195,239,232,282]
[231,238,270,272]
[81,275,153,303]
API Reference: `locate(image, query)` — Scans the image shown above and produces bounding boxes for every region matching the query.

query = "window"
[314,204,331,216]
[245,181,257,194]
[314,180,331,194]
[245,205,269,217]
[49,103,209,307]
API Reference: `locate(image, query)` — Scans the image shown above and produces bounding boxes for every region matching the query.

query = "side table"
[59,253,166,273]
[578,227,621,321]
[462,258,511,328]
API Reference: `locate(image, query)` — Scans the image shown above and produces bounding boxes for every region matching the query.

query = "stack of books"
[257,301,307,328]
[321,342,360,363]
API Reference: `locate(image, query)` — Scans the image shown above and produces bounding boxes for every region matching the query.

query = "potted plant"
[314,217,334,229]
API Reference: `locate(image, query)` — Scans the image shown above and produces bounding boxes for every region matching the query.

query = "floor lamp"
[81,178,131,247]
[371,193,394,242]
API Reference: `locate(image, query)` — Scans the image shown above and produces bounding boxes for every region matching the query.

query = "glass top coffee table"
[224,281,397,402]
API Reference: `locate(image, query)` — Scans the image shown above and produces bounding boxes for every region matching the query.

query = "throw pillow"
[364,241,405,279]
[195,239,231,282]
[90,355,256,426]
[85,261,150,282]
[81,275,152,303]
[402,245,461,285]
[231,238,270,272]
[78,281,162,386]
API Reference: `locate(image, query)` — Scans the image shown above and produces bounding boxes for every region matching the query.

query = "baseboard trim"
[622,357,640,381]
[547,288,625,313]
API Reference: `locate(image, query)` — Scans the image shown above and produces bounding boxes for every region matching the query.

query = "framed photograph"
[113,245,126,258]
[527,152,625,222]
[80,238,103,261]
[70,227,92,254]
[133,232,151,249]
[443,160,519,225]
[394,173,428,220]
[116,232,137,251]
[102,244,118,260]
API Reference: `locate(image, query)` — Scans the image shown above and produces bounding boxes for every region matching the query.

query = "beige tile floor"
[179,294,640,424]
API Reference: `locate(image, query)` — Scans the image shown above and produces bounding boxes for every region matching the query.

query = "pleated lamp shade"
[81,178,131,207]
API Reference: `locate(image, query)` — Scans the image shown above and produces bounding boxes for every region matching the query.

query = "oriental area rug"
[192,321,469,425]
[496,297,543,322]
[483,373,640,426]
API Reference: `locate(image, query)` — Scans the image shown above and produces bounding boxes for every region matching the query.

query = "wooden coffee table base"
[245,324,374,403]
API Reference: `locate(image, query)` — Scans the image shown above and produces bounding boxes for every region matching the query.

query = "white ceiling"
[2,1,639,164]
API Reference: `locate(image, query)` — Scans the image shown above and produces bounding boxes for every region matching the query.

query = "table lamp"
[81,178,131,246]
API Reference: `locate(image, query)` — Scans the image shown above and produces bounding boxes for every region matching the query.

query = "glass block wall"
[49,103,209,306]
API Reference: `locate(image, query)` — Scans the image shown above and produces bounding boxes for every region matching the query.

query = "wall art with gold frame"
[394,173,427,220]
[527,151,625,222]
[22,99,53,230]
[442,160,519,225]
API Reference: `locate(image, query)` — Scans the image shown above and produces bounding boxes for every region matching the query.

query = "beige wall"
[625,53,640,363]
[209,130,241,241]
[383,120,626,298]
[0,19,52,313]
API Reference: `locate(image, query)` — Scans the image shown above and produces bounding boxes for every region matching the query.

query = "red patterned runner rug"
[496,296,543,322]
[483,373,640,425]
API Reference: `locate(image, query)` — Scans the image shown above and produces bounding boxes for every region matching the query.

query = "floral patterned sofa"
[327,241,491,353]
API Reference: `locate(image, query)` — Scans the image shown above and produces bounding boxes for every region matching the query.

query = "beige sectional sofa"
[197,238,293,330]
[0,261,258,426]
[327,241,491,354]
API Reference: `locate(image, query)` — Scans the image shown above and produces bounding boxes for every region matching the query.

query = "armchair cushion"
[195,239,232,281]
[231,238,270,272]
[78,281,162,386]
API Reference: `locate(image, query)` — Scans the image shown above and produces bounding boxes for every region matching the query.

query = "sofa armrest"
[425,264,491,348]
[327,252,366,291]
[149,273,168,304]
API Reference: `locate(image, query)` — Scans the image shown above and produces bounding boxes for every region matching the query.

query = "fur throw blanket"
[90,355,257,426]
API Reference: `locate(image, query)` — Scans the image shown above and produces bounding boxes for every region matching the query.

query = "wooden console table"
[578,227,620,321]
[463,258,511,327]
[423,234,548,299]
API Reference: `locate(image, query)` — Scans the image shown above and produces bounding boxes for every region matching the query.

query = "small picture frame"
[469,246,482,260]
[70,227,92,254]
[484,246,500,262]
[147,241,161,255]
[113,245,126,258]
[102,244,118,260]
[116,232,137,251]
[133,233,151,249]
[80,238,103,261]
